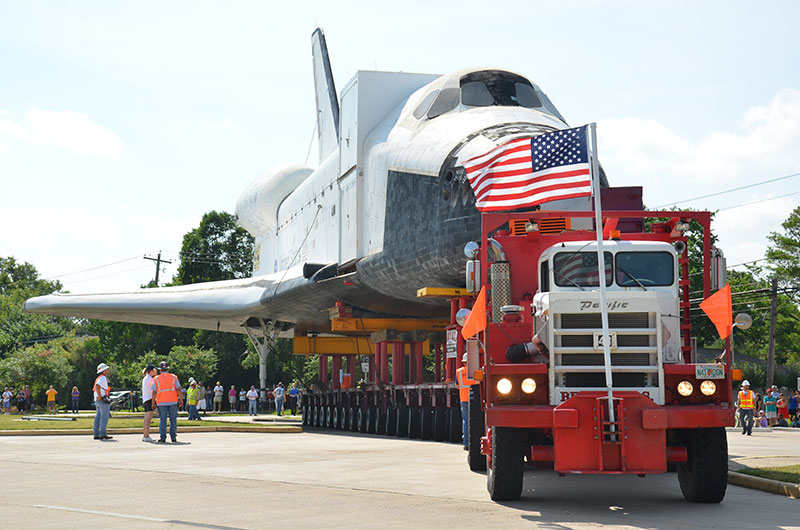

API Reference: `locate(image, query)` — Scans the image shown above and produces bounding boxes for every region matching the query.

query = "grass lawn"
[738,465,800,484]
[0,414,236,431]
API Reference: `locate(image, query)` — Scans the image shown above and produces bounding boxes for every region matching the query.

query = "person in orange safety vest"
[152,361,183,443]
[456,353,476,451]
[736,380,755,436]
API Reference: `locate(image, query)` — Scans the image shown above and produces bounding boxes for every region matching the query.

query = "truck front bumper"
[485,391,734,474]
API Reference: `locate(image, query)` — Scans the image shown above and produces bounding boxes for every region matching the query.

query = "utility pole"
[766,276,778,388]
[143,251,172,287]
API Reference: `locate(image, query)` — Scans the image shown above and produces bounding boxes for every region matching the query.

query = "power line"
[717,190,800,212]
[654,171,800,208]
[64,265,152,285]
[46,255,141,280]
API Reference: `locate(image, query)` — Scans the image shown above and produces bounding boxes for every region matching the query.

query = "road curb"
[728,471,800,499]
[0,425,302,436]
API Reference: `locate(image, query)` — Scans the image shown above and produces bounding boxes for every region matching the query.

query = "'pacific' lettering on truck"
[579,300,629,311]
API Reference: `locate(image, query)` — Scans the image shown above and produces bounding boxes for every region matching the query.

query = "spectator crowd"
[737,382,800,431]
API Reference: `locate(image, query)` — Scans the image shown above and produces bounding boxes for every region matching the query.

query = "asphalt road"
[0,429,797,529]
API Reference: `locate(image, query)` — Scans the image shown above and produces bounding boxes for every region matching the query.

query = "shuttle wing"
[23,276,276,335]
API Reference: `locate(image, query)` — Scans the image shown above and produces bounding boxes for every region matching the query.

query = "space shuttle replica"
[25,28,609,354]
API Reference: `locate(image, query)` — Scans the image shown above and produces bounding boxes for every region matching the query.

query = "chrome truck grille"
[551,311,664,405]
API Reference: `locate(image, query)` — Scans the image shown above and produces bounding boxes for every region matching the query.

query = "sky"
[1,1,799,293]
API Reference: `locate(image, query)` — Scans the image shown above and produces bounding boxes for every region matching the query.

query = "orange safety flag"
[461,287,487,339]
[700,283,732,339]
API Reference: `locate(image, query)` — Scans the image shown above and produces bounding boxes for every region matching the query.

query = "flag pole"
[589,122,616,432]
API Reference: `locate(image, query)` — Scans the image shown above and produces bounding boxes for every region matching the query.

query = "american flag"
[461,125,592,212]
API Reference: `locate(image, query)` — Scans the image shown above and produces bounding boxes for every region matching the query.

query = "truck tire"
[302,405,308,425]
[349,407,358,431]
[677,428,728,503]
[325,406,333,429]
[357,408,368,433]
[408,407,421,439]
[468,386,487,471]
[420,407,434,440]
[433,408,448,442]
[487,427,524,501]
[396,406,409,437]
[312,406,319,426]
[332,407,340,429]
[386,408,398,436]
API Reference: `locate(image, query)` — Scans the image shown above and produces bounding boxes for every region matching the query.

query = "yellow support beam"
[416,287,471,298]
[293,336,375,356]
[330,318,449,333]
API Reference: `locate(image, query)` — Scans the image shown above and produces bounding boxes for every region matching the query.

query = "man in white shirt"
[141,364,157,442]
[213,382,224,413]
[93,363,112,440]
[246,386,259,416]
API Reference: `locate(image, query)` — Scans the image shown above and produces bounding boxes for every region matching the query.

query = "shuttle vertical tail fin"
[311,28,339,163]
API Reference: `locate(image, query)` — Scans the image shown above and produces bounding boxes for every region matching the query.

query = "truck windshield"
[553,252,612,287]
[615,252,674,287]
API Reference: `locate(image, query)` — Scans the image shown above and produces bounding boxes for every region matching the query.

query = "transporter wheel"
[376,410,387,435]
[487,427,524,501]
[420,407,434,440]
[325,406,333,429]
[396,406,409,437]
[433,408,448,442]
[332,407,340,429]
[357,408,368,433]
[349,407,358,431]
[677,428,728,503]
[468,386,487,471]
[340,407,349,430]
[366,407,378,434]
[448,406,462,443]
[301,406,308,426]
[386,408,398,436]
[408,407,421,439]
[312,406,319,426]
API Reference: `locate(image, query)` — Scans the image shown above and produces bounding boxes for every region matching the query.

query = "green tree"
[0,338,72,407]
[767,205,800,300]
[133,345,219,389]
[0,257,75,355]
[174,210,254,285]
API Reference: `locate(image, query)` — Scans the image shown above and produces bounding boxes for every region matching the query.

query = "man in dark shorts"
[141,364,157,442]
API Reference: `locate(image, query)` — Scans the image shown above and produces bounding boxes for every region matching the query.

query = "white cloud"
[598,89,800,266]
[0,142,9,153]
[0,107,123,157]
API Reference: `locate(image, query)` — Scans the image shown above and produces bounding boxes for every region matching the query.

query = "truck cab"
[534,240,683,406]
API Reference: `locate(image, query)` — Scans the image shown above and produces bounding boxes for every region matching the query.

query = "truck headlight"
[700,380,717,396]
[677,380,694,397]
[496,378,513,395]
[521,378,537,394]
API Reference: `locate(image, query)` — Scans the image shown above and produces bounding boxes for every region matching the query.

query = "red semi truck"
[461,208,735,502]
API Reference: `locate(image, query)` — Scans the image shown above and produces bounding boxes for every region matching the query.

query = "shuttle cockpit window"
[413,90,439,119]
[459,71,543,108]
[427,88,460,118]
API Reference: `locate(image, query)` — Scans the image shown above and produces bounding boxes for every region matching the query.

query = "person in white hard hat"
[93,362,113,440]
[736,380,755,436]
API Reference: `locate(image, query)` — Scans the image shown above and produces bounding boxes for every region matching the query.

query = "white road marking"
[35,504,166,522]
